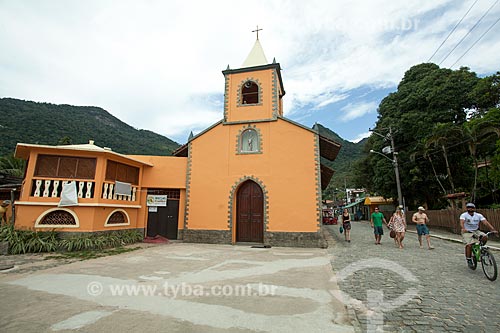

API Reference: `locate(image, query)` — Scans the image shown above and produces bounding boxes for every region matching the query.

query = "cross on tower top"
[252,25,263,40]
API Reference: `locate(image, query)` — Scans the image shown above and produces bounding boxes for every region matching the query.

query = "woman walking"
[342,208,351,242]
[389,209,406,249]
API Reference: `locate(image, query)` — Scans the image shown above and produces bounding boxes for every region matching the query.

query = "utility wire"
[428,0,479,62]
[439,0,499,66]
[450,14,500,68]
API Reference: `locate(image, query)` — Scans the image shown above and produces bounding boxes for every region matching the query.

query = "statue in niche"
[241,129,257,152]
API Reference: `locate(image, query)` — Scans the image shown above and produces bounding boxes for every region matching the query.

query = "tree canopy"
[353,64,500,209]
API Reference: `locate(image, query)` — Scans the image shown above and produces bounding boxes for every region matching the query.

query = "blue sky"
[1,0,499,145]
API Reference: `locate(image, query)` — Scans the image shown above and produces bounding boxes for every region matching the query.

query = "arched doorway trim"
[227,176,269,239]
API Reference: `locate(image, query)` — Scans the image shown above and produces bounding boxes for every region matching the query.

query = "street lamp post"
[369,127,403,207]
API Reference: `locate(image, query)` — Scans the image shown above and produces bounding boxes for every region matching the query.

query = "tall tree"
[358,63,480,208]
[465,107,500,202]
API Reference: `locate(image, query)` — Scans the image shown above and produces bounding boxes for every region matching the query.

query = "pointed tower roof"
[241,39,268,68]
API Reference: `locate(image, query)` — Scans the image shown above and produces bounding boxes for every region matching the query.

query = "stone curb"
[405,229,500,251]
[356,220,500,251]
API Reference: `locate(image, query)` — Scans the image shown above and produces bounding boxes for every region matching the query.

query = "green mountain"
[0,98,180,156]
[0,98,366,191]
[315,123,366,190]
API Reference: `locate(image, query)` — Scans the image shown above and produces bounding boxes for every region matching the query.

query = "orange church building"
[13,39,341,247]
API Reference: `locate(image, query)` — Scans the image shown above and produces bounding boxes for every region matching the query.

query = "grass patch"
[45,246,141,260]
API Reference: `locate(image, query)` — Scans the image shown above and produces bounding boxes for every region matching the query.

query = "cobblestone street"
[326,221,500,332]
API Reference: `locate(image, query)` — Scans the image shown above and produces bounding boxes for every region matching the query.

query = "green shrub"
[0,225,143,255]
[58,230,143,252]
[0,225,59,254]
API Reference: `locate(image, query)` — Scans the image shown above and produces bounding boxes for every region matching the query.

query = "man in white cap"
[460,203,498,268]
[412,206,434,249]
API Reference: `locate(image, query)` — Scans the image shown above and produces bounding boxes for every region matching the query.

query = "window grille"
[147,189,180,199]
[107,211,127,224]
[39,210,77,225]
[35,155,96,179]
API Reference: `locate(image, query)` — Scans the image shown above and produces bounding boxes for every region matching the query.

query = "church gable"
[177,35,341,248]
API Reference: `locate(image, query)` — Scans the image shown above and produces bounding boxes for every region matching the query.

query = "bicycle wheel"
[481,249,498,281]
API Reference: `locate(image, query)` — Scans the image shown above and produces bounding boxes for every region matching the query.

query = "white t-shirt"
[460,212,486,231]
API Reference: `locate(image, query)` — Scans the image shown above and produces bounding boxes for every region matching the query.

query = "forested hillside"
[315,123,366,190]
[0,98,367,193]
[0,98,180,156]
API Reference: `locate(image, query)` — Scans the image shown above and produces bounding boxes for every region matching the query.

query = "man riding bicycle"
[460,203,498,268]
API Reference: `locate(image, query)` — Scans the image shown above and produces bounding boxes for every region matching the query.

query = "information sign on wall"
[146,195,167,207]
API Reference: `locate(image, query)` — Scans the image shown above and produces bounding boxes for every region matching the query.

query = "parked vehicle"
[322,209,337,225]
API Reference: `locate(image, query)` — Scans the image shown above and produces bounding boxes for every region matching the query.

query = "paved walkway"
[0,242,353,333]
[325,221,500,333]
[2,224,499,332]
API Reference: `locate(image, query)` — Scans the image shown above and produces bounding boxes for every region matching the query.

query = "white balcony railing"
[32,179,95,199]
[101,182,137,202]
[30,179,138,202]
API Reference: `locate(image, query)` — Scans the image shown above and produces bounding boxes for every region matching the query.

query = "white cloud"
[340,102,378,121]
[350,132,372,143]
[0,0,499,144]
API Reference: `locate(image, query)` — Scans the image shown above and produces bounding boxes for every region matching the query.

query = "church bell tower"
[222,30,285,124]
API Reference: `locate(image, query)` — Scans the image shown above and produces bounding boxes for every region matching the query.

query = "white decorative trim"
[35,208,80,228]
[15,201,141,209]
[104,209,130,227]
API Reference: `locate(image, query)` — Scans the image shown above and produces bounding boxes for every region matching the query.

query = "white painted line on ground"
[51,310,114,331]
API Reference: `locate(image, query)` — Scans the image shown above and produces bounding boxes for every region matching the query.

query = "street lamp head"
[382,146,392,154]
[370,149,395,163]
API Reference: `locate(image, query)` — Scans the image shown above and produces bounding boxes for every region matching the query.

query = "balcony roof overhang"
[318,134,341,161]
[15,143,154,167]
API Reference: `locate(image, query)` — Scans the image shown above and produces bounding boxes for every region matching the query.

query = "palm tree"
[425,123,464,194]
[0,154,26,177]
[463,119,500,201]
[411,139,447,194]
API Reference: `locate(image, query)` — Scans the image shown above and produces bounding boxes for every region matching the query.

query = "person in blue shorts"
[412,206,434,249]
[370,207,387,245]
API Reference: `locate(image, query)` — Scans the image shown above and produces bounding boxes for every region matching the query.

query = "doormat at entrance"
[143,235,170,244]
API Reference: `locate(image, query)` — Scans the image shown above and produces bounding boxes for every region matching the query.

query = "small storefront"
[364,196,395,220]
[146,189,181,240]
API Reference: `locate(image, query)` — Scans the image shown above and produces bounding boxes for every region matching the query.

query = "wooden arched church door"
[236,180,264,242]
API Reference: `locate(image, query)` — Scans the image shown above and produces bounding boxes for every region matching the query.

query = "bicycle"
[468,231,498,281]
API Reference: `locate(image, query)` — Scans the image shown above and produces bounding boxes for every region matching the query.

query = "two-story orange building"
[13,39,341,247]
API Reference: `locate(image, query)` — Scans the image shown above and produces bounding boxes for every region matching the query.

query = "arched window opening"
[242,81,259,104]
[107,211,126,224]
[105,209,130,226]
[38,210,77,226]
